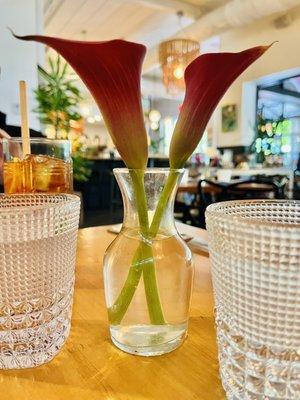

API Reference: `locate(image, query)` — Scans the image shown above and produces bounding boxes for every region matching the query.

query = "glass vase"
[103,168,193,356]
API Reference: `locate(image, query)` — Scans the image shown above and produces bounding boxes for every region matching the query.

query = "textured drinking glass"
[103,168,193,356]
[0,194,80,369]
[206,200,300,400]
[1,138,73,193]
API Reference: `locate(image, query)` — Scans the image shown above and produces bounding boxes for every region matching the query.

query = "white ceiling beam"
[130,0,203,19]
[260,90,300,106]
[142,0,300,73]
[44,0,66,27]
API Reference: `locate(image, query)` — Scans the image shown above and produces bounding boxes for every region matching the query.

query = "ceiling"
[43,0,300,106]
[43,0,229,113]
[44,0,226,48]
[259,75,300,120]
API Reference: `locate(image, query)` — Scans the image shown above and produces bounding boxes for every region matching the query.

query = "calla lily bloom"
[169,45,272,168]
[14,34,148,169]
[14,33,272,326]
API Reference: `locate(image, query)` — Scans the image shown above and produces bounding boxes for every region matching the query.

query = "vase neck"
[114,168,184,236]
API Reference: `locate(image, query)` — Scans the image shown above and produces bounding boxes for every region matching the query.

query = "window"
[256,75,300,167]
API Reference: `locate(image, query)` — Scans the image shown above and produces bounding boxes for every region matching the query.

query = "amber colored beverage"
[1,138,73,194]
[4,155,72,194]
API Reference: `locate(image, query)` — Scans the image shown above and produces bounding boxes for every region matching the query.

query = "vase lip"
[113,167,185,174]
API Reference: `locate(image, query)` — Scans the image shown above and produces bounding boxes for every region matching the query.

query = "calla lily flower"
[169,45,272,168]
[14,33,148,169]
[13,33,272,326]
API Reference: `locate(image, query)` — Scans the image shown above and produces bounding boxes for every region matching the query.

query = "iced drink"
[3,154,73,194]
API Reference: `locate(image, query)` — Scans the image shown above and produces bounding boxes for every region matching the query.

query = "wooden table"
[221,167,294,192]
[0,224,225,400]
[178,179,281,195]
[177,181,199,194]
[178,180,228,195]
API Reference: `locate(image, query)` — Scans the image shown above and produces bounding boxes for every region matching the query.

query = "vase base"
[110,323,187,356]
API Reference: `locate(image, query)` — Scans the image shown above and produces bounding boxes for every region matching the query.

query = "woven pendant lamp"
[159,12,200,95]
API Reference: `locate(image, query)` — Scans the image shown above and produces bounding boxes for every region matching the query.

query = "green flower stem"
[130,170,165,324]
[149,170,179,237]
[140,240,165,325]
[108,170,166,325]
[107,243,144,324]
[107,170,179,325]
[141,170,179,324]
[129,170,150,236]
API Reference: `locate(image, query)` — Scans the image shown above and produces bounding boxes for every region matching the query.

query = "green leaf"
[34,55,83,134]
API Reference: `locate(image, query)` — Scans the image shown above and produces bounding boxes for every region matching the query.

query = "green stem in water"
[130,170,165,324]
[140,239,165,325]
[107,243,144,324]
[149,170,179,236]
[108,170,179,324]
[129,170,149,236]
[108,170,166,325]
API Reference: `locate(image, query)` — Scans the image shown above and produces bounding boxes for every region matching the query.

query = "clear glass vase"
[103,168,193,356]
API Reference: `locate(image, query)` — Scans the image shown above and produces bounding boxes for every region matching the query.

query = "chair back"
[197,180,229,228]
[197,177,283,228]
[226,178,280,200]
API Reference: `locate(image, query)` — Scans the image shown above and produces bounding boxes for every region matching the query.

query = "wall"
[0,0,43,131]
[214,7,300,148]
[152,98,181,118]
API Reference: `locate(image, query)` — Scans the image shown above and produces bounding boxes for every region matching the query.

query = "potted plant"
[34,55,91,185]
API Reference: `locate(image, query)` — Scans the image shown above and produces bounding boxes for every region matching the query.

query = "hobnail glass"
[206,200,300,400]
[0,194,80,369]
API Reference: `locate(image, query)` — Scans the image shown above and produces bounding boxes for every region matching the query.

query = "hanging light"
[87,116,95,124]
[149,109,161,123]
[159,38,200,95]
[150,121,159,131]
[159,12,200,95]
[94,114,102,122]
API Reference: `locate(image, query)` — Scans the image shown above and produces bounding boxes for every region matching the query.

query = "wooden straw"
[19,80,31,156]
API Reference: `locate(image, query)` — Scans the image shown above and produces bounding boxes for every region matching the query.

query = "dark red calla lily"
[169,45,273,168]
[14,33,148,169]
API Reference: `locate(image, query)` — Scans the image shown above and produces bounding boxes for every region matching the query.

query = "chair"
[293,170,300,199]
[191,180,230,228]
[249,175,287,199]
[193,178,283,229]
[174,197,196,224]
[226,179,281,200]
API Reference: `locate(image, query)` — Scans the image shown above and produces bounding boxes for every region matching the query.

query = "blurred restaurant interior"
[1,0,300,228]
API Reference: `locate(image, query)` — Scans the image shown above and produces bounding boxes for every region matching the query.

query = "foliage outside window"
[254,112,292,166]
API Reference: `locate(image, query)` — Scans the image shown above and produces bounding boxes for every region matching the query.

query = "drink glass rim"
[206,199,300,230]
[0,138,70,145]
[0,193,79,214]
